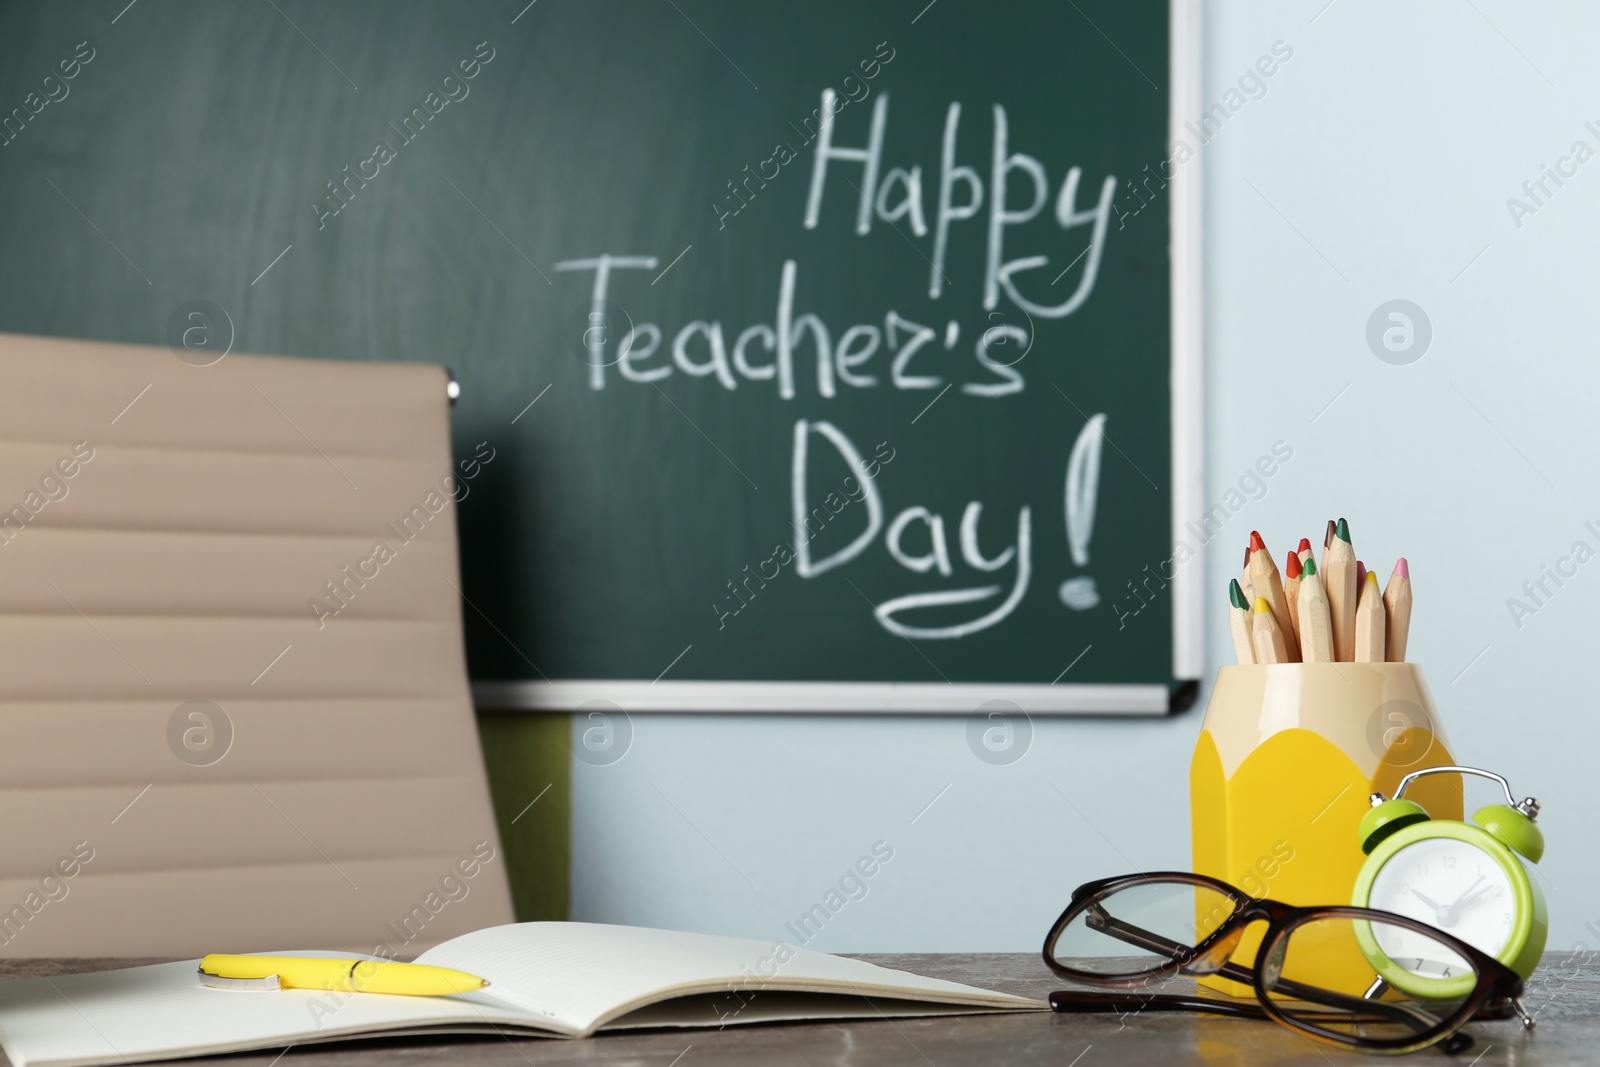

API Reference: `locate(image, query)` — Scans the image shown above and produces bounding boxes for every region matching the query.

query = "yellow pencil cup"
[1190,663,1462,996]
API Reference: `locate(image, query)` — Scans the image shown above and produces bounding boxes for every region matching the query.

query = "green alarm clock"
[1352,765,1547,1000]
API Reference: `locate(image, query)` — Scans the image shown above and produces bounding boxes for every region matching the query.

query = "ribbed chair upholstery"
[0,332,513,956]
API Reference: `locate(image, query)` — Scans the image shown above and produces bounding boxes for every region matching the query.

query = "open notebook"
[0,923,1045,1067]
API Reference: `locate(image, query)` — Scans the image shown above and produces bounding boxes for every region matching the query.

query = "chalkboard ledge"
[472,680,1201,717]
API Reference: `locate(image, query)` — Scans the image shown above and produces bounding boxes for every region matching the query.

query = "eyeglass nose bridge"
[1181,924,1247,976]
[1180,901,1280,978]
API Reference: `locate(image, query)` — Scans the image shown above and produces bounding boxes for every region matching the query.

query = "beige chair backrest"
[0,332,513,956]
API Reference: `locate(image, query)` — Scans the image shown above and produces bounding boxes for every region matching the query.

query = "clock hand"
[1411,890,1447,923]
[1439,876,1486,927]
[1445,884,1495,925]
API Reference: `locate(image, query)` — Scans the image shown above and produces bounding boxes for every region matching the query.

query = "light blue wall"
[571,0,1600,952]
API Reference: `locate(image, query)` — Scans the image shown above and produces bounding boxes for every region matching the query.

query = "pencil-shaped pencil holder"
[1190,663,1462,995]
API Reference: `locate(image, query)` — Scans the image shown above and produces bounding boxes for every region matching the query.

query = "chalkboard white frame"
[475,0,1204,716]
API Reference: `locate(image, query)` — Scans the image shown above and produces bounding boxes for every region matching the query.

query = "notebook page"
[606,990,1027,1030]
[417,922,1042,1034]
[0,955,548,1067]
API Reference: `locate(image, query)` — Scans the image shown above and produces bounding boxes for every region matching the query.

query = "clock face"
[1367,835,1518,963]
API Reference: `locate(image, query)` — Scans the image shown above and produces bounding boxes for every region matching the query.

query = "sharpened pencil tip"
[1249,530,1266,553]
[1253,596,1272,614]
[1393,557,1409,579]
[1336,517,1351,543]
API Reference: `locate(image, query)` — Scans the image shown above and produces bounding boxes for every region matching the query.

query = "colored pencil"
[1284,551,1304,643]
[1353,571,1387,662]
[1251,596,1289,664]
[1228,579,1255,665]
[1384,558,1413,662]
[1324,518,1358,661]
[1224,520,1416,667]
[1297,557,1334,662]
[1247,531,1300,660]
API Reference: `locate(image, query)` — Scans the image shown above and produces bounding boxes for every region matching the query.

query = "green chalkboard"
[0,0,1199,712]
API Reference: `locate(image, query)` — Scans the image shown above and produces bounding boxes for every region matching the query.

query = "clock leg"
[1363,975,1388,1000]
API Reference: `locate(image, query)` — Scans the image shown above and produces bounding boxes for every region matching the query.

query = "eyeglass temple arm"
[1083,905,1445,1035]
[1270,978,1448,1034]
[1048,989,1447,1032]
[1049,990,1271,1020]
[1084,904,1257,986]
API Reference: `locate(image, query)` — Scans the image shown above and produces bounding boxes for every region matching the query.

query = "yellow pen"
[198,955,487,996]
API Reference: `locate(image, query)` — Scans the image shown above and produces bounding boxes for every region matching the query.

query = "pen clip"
[198,970,282,991]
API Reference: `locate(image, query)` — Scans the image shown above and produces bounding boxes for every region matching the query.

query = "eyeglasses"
[1042,872,1533,1055]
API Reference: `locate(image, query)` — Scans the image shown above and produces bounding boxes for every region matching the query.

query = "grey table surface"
[2,952,1594,1066]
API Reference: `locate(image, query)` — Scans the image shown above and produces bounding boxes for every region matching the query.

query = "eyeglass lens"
[1048,879,1238,978]
[1261,914,1478,1046]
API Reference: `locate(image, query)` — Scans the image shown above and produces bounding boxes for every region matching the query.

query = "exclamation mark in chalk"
[1058,413,1106,610]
